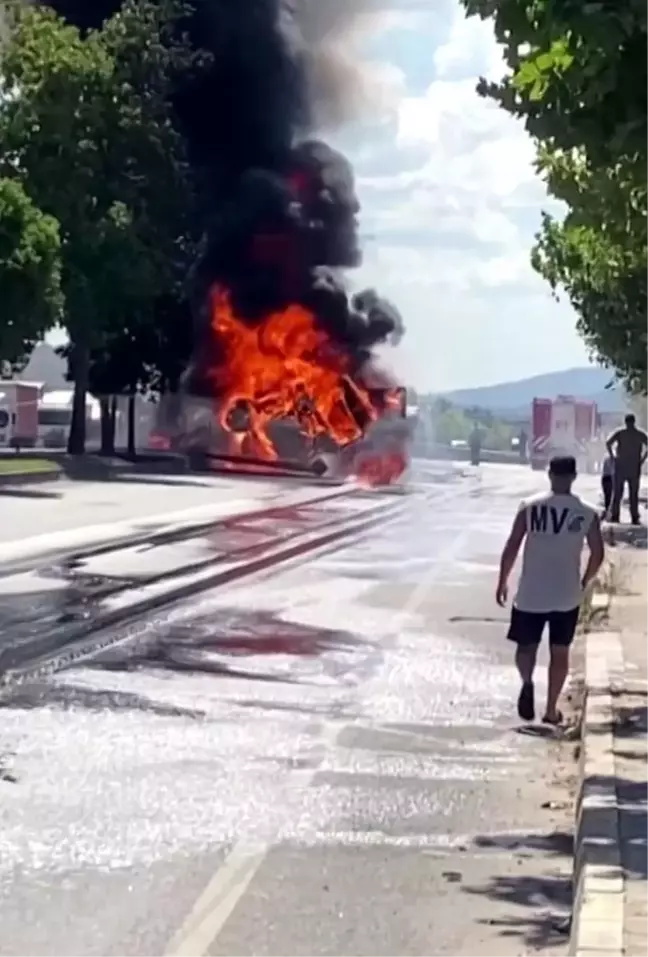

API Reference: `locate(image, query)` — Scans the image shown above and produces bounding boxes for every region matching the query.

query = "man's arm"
[606,429,621,457]
[640,429,648,466]
[496,508,527,606]
[582,513,605,589]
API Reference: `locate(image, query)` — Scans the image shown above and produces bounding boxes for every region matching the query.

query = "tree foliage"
[431,398,515,450]
[463,0,646,167]
[0,178,62,365]
[0,1,202,451]
[461,0,647,393]
[532,205,646,393]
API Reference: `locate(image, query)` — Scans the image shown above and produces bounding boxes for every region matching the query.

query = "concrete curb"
[571,630,625,957]
[0,468,61,487]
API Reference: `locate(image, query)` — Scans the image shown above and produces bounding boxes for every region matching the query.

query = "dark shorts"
[507,606,580,648]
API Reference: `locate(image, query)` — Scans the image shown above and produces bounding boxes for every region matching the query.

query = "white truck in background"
[530,395,598,472]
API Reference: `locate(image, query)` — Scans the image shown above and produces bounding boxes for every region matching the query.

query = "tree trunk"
[99,397,115,456]
[110,396,117,446]
[66,341,89,455]
[127,393,136,458]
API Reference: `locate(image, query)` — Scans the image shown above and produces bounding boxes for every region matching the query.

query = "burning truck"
[176,139,409,482]
[46,0,411,483]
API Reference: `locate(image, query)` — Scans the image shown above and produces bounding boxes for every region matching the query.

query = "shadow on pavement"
[3,681,206,722]
[610,692,646,883]
[471,830,573,857]
[0,487,62,500]
[573,772,647,881]
[0,576,136,672]
[82,609,369,687]
[463,842,572,950]
[603,523,647,550]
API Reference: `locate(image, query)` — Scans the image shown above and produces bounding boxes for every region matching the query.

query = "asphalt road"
[0,463,596,956]
[0,471,329,547]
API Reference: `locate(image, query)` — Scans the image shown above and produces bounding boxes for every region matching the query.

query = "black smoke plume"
[42,1,405,402]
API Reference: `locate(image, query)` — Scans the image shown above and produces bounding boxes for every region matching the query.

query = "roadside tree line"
[0,1,205,453]
[425,398,517,451]
[461,0,647,396]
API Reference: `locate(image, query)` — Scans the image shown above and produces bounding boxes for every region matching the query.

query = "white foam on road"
[0,477,538,880]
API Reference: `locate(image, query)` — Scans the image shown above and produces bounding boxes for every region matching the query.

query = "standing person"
[495,456,604,724]
[601,452,615,517]
[607,414,648,524]
[469,423,482,466]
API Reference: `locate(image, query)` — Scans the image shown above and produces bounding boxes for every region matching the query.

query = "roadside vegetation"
[461,0,647,395]
[0,457,60,475]
[0,1,202,455]
[426,398,518,451]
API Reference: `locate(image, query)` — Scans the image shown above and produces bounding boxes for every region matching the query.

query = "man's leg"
[507,607,544,720]
[545,607,580,723]
[601,476,612,515]
[610,471,624,522]
[628,472,641,523]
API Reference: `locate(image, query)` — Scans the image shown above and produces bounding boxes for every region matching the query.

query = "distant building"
[37,389,100,447]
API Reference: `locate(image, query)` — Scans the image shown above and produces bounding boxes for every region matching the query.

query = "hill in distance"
[438,366,628,415]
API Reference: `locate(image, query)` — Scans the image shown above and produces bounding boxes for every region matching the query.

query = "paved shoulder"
[0,466,576,956]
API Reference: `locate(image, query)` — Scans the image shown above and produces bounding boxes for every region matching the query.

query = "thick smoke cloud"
[42,0,405,399]
[178,1,405,397]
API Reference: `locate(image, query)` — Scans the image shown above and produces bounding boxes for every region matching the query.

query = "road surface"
[0,471,328,547]
[0,463,592,956]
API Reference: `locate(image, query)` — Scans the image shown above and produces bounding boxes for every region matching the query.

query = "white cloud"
[432,3,506,83]
[342,0,589,390]
[396,80,536,198]
[364,7,435,36]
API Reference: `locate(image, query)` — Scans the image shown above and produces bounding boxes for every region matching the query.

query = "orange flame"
[206,285,408,484]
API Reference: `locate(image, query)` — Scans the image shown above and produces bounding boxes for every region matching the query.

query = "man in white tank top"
[495,456,604,724]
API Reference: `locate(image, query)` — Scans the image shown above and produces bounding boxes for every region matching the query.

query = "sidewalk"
[572,548,647,956]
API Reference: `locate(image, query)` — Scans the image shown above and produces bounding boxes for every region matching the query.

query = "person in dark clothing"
[600,454,614,517]
[469,424,482,466]
[606,414,648,524]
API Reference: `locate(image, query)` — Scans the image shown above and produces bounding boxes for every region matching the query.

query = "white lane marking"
[165,842,267,957]
[165,486,486,956]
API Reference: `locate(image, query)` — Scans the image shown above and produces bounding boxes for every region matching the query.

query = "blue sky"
[330,0,592,392]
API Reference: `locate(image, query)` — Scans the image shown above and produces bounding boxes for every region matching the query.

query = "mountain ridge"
[436,366,627,414]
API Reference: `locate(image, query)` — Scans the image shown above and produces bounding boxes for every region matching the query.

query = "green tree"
[460,0,647,392]
[0,1,201,452]
[87,293,194,455]
[432,399,472,445]
[483,418,514,451]
[0,178,62,366]
[463,0,646,162]
[532,206,646,393]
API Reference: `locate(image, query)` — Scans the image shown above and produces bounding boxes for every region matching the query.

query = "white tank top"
[514,492,597,613]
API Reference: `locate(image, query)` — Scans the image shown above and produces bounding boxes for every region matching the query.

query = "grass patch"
[0,457,60,475]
